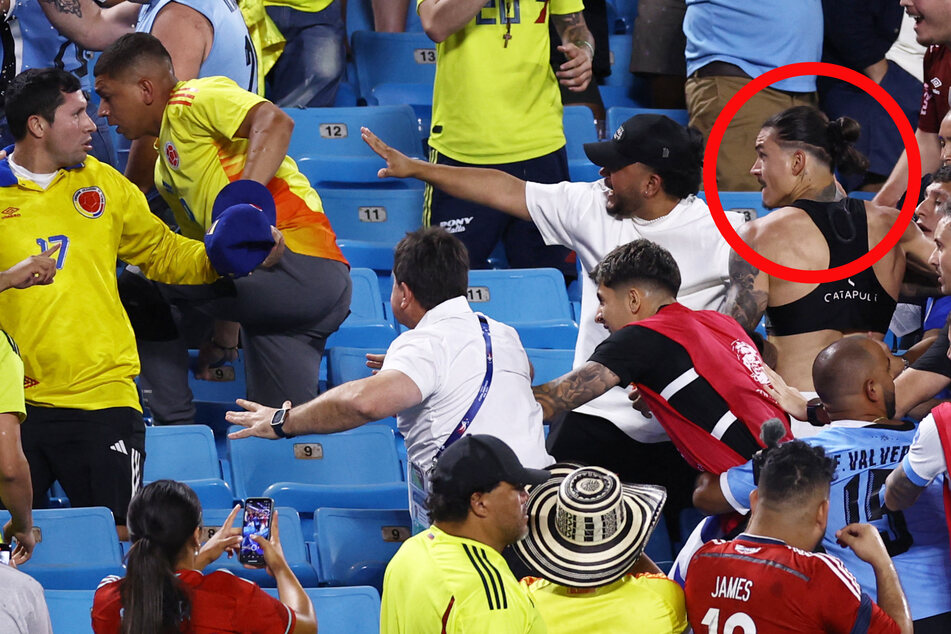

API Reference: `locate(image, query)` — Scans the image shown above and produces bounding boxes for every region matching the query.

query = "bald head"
[813,337,894,418]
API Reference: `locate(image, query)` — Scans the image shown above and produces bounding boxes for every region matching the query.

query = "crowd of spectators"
[4,1,951,633]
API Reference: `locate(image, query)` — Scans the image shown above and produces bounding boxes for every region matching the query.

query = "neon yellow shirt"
[155,76,346,263]
[521,573,688,634]
[0,332,25,422]
[381,526,547,633]
[420,0,583,164]
[0,156,218,410]
[240,0,286,92]
[263,0,333,11]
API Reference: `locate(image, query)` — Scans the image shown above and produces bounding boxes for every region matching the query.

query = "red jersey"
[919,45,951,134]
[685,534,901,634]
[634,304,791,473]
[92,570,296,633]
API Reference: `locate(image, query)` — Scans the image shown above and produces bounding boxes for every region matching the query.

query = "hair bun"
[826,117,867,174]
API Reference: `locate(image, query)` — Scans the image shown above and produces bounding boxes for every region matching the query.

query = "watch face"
[271,409,286,426]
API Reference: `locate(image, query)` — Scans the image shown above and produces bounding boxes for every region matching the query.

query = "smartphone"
[0,543,11,566]
[239,498,274,567]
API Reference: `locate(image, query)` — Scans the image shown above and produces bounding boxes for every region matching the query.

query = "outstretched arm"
[719,224,769,331]
[362,127,530,220]
[39,0,138,51]
[533,361,620,421]
[884,464,928,511]
[551,11,593,92]
[227,370,423,439]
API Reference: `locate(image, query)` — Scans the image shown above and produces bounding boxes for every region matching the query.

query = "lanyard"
[433,313,493,463]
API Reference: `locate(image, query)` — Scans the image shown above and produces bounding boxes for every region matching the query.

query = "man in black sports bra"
[720,106,932,393]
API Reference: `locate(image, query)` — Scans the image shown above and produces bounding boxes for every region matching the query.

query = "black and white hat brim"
[514,472,667,588]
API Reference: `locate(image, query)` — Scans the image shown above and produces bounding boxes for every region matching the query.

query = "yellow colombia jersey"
[262,0,332,11]
[0,331,26,422]
[0,156,218,411]
[155,76,346,263]
[381,526,547,633]
[520,573,689,634]
[420,0,583,164]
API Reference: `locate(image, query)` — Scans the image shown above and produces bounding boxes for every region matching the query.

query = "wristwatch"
[805,397,831,427]
[270,407,290,438]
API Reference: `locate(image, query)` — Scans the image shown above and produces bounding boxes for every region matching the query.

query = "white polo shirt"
[902,413,947,486]
[382,296,553,469]
[525,181,745,443]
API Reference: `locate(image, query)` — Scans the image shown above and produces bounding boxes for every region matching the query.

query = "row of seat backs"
[44,585,381,634]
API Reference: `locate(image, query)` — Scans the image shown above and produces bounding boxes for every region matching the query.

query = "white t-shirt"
[0,564,53,634]
[382,296,553,469]
[525,180,745,442]
[902,413,947,485]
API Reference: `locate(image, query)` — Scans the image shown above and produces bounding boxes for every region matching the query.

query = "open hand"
[227,399,288,439]
[361,127,417,179]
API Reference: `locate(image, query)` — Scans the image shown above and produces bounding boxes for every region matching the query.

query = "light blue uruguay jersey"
[16,0,97,95]
[724,420,951,620]
[136,0,257,93]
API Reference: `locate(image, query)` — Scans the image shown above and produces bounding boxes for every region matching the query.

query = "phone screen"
[239,498,273,566]
[0,544,11,566]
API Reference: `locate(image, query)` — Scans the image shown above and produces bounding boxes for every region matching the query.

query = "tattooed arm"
[39,0,138,51]
[719,222,769,331]
[533,361,621,421]
[884,464,927,511]
[551,11,593,92]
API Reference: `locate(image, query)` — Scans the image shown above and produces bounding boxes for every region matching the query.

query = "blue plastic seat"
[144,425,234,509]
[186,350,246,404]
[199,506,317,587]
[0,507,124,589]
[525,348,575,384]
[45,590,95,634]
[327,346,388,387]
[351,31,437,100]
[326,268,398,349]
[698,190,771,220]
[227,424,404,499]
[466,268,578,348]
[311,508,412,591]
[598,84,647,110]
[284,106,423,187]
[563,105,600,182]
[369,82,433,138]
[264,585,381,634]
[644,513,674,572]
[319,188,423,244]
[606,106,689,133]
[605,35,634,87]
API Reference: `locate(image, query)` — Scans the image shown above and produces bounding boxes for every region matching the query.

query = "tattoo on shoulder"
[720,251,768,331]
[533,362,619,419]
[41,0,82,18]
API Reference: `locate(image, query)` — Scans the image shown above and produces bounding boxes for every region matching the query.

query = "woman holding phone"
[91,480,317,634]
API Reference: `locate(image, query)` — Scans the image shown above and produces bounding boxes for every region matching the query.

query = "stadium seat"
[370,82,433,138]
[199,506,317,588]
[351,31,437,100]
[598,84,646,110]
[327,346,387,387]
[326,268,398,349]
[563,105,601,182]
[144,425,234,509]
[186,349,246,404]
[311,508,411,591]
[266,481,409,537]
[263,585,381,634]
[644,513,674,573]
[698,190,770,220]
[466,268,579,348]
[605,35,634,87]
[285,106,423,187]
[319,188,423,245]
[525,348,575,384]
[606,106,689,132]
[0,507,124,589]
[45,590,95,634]
[227,425,404,500]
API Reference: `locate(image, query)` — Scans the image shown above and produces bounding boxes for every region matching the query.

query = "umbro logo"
[932,78,943,89]
[1,207,20,219]
[23,376,38,389]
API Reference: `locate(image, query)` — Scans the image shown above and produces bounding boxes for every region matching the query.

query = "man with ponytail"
[92,480,317,633]
[719,106,934,395]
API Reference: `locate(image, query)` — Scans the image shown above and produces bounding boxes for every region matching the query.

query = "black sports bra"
[766,198,896,337]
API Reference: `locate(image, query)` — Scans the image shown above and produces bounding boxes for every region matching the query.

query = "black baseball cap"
[432,435,550,497]
[584,114,695,172]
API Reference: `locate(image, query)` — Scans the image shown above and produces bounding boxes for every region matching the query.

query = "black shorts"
[22,406,146,526]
